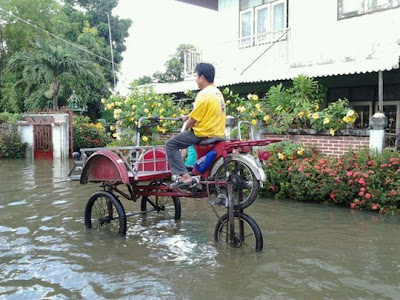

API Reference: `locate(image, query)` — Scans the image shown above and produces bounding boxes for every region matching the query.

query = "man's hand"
[180,115,189,122]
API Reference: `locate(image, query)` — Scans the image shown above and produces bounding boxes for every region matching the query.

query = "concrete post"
[369,112,387,153]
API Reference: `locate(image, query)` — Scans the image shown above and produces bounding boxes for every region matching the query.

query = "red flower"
[346,171,353,177]
[365,193,371,199]
[350,203,356,209]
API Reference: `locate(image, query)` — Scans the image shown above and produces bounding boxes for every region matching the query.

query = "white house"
[156,0,400,136]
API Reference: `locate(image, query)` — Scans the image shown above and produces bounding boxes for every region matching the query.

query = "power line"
[0,6,114,64]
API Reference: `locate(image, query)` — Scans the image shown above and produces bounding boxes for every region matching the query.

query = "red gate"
[34,125,53,159]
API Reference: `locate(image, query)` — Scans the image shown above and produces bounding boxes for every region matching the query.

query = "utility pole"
[106,12,116,89]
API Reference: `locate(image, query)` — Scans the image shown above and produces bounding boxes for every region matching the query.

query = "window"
[349,101,373,129]
[239,0,287,47]
[338,0,400,19]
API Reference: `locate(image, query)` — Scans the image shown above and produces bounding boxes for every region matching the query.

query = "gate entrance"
[34,125,53,158]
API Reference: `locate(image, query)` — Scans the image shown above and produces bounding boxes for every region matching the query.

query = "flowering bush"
[262,145,400,215]
[73,116,109,151]
[309,99,358,135]
[102,86,189,145]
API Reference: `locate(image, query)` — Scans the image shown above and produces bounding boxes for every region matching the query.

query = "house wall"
[212,0,400,78]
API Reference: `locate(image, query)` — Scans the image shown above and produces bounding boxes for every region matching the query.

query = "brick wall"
[262,134,369,157]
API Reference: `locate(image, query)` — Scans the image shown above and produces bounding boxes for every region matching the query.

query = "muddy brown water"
[0,158,399,299]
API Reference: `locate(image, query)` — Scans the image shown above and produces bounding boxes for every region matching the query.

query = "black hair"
[195,63,215,83]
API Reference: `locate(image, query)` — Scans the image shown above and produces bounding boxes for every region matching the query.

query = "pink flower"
[358,191,364,197]
[330,193,336,199]
[350,203,356,209]
[371,204,380,210]
[365,193,371,199]
[346,171,353,177]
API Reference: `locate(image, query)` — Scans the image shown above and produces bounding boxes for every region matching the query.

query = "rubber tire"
[213,159,260,210]
[214,212,263,252]
[85,191,127,236]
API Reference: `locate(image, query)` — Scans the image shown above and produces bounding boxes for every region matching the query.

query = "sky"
[113,0,218,94]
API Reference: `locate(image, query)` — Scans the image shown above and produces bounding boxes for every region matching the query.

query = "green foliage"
[7,40,104,111]
[0,112,24,124]
[0,123,28,158]
[72,115,109,151]
[262,145,400,214]
[0,0,131,113]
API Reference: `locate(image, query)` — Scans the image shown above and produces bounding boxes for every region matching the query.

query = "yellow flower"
[278,152,285,160]
[346,110,355,117]
[314,104,319,111]
[298,111,304,118]
[236,106,246,113]
[297,148,305,156]
[311,113,319,120]
[252,94,259,101]
[330,128,336,136]
[112,132,119,138]
[323,117,330,125]
[263,115,271,123]
[251,119,257,126]
[110,125,115,131]
[142,136,148,142]
[247,93,252,100]
[255,103,261,110]
[101,98,106,104]
[144,108,149,113]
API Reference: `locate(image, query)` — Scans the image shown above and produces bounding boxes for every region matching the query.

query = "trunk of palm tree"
[52,77,60,111]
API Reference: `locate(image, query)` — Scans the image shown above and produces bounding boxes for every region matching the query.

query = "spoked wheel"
[214,212,263,252]
[84,191,127,236]
[140,182,181,220]
[213,158,260,209]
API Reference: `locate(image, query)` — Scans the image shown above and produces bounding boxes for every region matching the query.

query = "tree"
[63,0,132,88]
[151,44,197,83]
[7,40,103,110]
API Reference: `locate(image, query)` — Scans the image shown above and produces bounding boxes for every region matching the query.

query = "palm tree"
[7,40,103,111]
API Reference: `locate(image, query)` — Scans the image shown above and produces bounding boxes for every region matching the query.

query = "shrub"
[0,124,28,158]
[262,145,400,215]
[73,116,109,151]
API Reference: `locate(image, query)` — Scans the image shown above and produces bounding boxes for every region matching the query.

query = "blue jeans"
[165,130,205,176]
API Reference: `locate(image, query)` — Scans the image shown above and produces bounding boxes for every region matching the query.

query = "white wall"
[19,114,70,159]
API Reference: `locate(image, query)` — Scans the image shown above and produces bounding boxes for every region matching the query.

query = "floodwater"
[0,158,399,299]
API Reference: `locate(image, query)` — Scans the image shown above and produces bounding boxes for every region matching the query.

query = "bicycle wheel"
[214,212,263,252]
[84,191,127,236]
[140,183,181,220]
[213,158,260,209]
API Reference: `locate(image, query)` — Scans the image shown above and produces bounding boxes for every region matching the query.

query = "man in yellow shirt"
[166,63,226,188]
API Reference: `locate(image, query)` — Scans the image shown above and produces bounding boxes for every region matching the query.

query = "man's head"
[195,63,215,89]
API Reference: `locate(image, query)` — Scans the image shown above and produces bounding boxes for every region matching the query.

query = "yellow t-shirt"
[189,84,226,137]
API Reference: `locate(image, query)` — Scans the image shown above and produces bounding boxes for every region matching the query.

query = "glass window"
[240,9,253,46]
[255,5,270,44]
[338,0,400,19]
[240,0,263,10]
[239,0,287,47]
[272,1,285,40]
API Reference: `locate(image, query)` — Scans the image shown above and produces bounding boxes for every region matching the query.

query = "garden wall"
[262,134,369,157]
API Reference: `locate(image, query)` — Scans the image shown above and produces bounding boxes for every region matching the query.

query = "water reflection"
[0,159,399,299]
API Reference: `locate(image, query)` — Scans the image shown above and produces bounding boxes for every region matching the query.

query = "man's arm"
[181,115,197,129]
